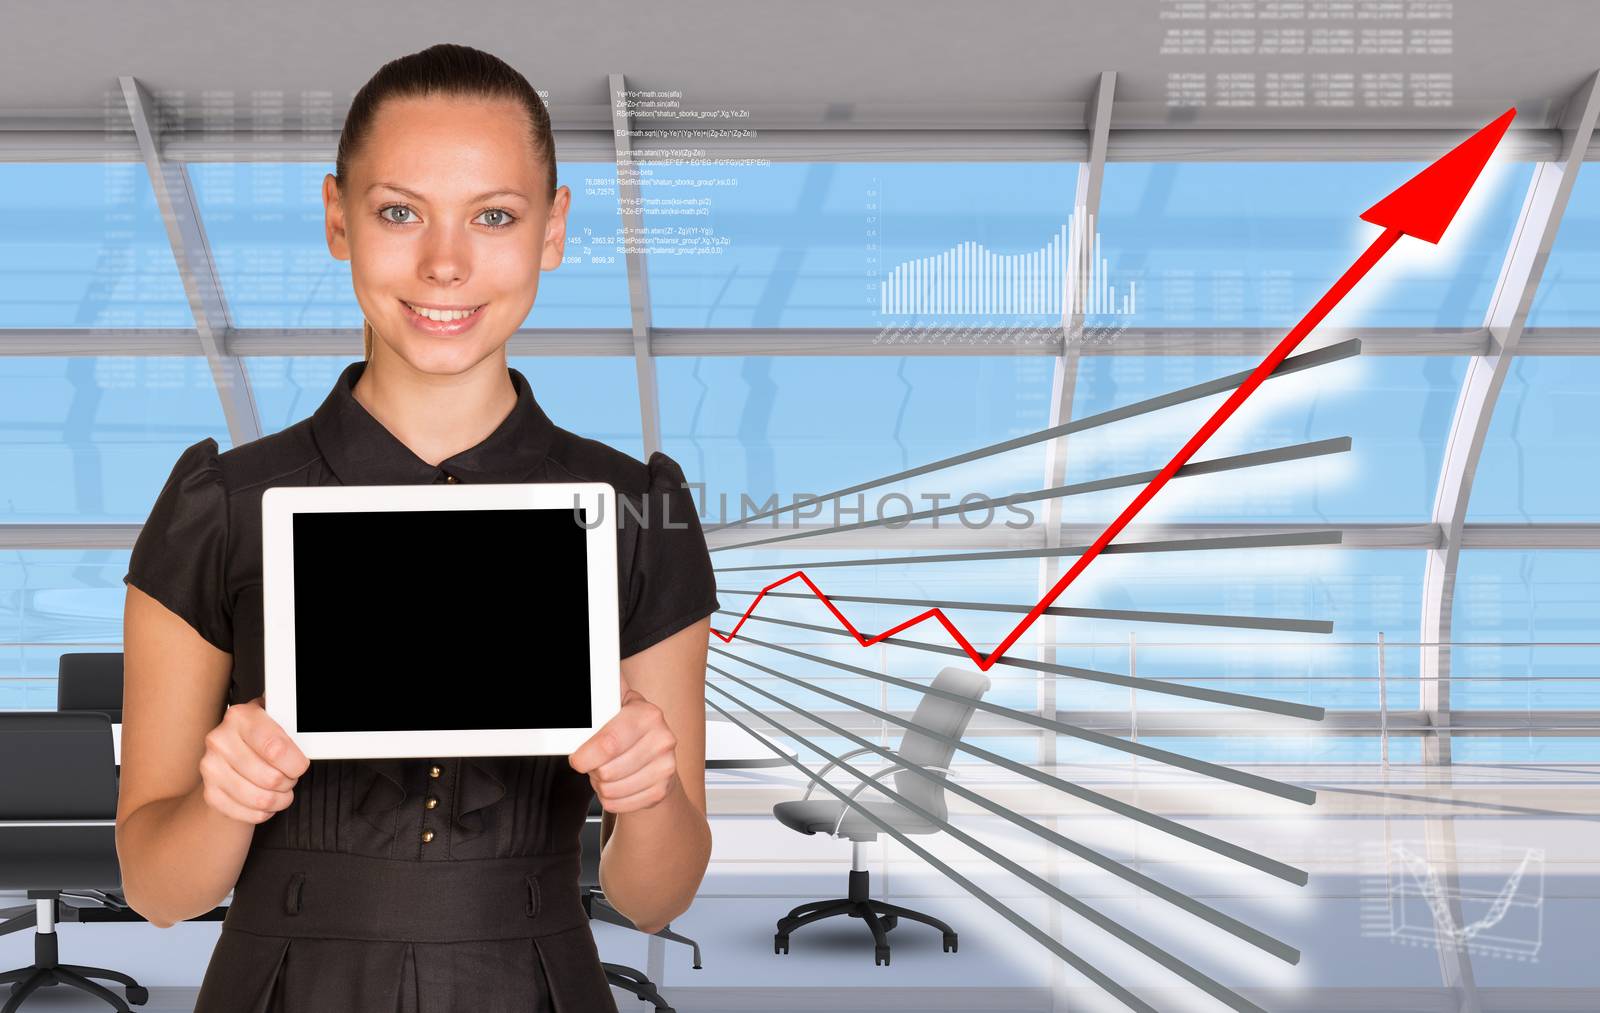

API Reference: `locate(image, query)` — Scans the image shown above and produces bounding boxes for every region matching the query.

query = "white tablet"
[260,482,621,759]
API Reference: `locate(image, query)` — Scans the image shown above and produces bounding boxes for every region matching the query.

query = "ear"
[539,185,572,272]
[324,173,351,262]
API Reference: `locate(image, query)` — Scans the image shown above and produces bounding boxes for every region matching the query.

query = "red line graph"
[711,109,1517,674]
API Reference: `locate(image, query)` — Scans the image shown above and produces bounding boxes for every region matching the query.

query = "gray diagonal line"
[709,647,1309,885]
[712,528,1345,576]
[716,587,1336,635]
[717,610,1326,722]
[715,437,1351,552]
[705,684,1266,1013]
[703,338,1361,533]
[709,664,1301,964]
[704,694,1159,1013]
[709,638,1319,805]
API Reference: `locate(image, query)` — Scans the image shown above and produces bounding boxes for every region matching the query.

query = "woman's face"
[323,94,570,375]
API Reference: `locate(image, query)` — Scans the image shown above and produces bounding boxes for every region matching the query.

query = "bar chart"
[878,206,1136,318]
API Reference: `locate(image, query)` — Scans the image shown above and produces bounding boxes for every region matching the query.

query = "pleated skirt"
[193,846,619,1013]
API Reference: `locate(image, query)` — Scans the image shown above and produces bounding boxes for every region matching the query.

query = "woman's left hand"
[569,687,681,813]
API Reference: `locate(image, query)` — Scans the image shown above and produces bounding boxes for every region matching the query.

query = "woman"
[115,44,717,1012]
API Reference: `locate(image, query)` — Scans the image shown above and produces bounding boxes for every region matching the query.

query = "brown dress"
[123,361,720,1012]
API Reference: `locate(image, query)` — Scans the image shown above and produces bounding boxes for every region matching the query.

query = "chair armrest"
[799,745,881,801]
[830,763,952,838]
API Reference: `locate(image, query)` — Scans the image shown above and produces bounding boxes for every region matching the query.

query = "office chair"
[56,653,125,724]
[0,711,148,1011]
[580,796,702,1011]
[51,651,142,932]
[56,650,223,916]
[771,665,990,966]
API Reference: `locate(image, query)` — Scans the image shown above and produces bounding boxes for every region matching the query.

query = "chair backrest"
[578,817,602,888]
[57,652,125,723]
[0,711,118,818]
[891,666,990,822]
[578,793,603,888]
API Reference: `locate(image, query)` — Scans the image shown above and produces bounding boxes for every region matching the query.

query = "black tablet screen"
[290,507,594,733]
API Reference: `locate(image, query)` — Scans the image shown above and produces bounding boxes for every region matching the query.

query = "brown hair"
[332,43,557,361]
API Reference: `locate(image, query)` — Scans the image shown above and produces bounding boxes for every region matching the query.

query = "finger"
[209,721,298,793]
[593,753,676,803]
[200,781,275,824]
[595,774,678,814]
[570,706,650,773]
[216,770,293,818]
[201,752,293,816]
[236,704,310,779]
[593,725,675,785]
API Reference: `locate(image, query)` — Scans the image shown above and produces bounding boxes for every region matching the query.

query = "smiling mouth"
[400,300,486,322]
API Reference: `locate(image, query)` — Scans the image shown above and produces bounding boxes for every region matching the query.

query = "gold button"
[425,797,438,810]
[444,474,458,483]
[422,830,435,844]
[429,765,442,779]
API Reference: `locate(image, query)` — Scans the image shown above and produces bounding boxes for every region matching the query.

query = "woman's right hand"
[198,695,311,825]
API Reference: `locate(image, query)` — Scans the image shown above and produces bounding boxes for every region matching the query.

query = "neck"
[351,344,518,468]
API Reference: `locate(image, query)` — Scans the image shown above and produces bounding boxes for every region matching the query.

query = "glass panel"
[1033,546,1422,718]
[1468,356,1600,521]
[1098,160,1533,328]
[0,550,128,710]
[245,356,644,460]
[509,357,644,461]
[0,357,232,522]
[1134,735,1397,765]
[710,547,1422,742]
[659,356,1056,520]
[0,163,194,328]
[1063,354,1466,522]
[711,554,1049,718]
[243,356,350,433]
[643,162,1079,328]
[1453,550,1600,711]
[189,161,630,330]
[1527,162,1599,326]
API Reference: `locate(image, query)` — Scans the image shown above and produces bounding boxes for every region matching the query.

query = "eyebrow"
[367,182,530,204]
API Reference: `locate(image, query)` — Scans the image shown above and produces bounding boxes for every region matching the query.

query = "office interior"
[4,2,1600,1011]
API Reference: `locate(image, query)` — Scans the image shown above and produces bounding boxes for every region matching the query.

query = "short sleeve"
[619,451,720,659]
[123,437,234,654]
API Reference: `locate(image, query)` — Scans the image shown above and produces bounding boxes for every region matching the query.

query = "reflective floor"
[5,761,1597,1012]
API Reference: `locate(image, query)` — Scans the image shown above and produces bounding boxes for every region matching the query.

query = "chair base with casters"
[579,799,701,1011]
[582,888,701,1011]
[767,663,993,971]
[601,961,673,1012]
[774,841,957,966]
[0,891,148,1011]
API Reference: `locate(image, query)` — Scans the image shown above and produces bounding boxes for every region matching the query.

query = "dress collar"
[309,360,556,485]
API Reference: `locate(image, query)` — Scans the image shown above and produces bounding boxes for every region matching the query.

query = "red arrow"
[712,108,1518,673]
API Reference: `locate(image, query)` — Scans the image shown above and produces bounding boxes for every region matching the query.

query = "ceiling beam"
[1039,71,1117,774]
[609,73,663,459]
[1419,70,1600,764]
[120,75,260,447]
[5,127,1595,164]
[13,521,1600,552]
[8,326,1600,358]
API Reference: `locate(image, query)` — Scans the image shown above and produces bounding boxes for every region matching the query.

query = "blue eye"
[377,205,415,225]
[375,204,518,230]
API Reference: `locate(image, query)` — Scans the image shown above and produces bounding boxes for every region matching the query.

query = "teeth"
[405,302,480,322]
